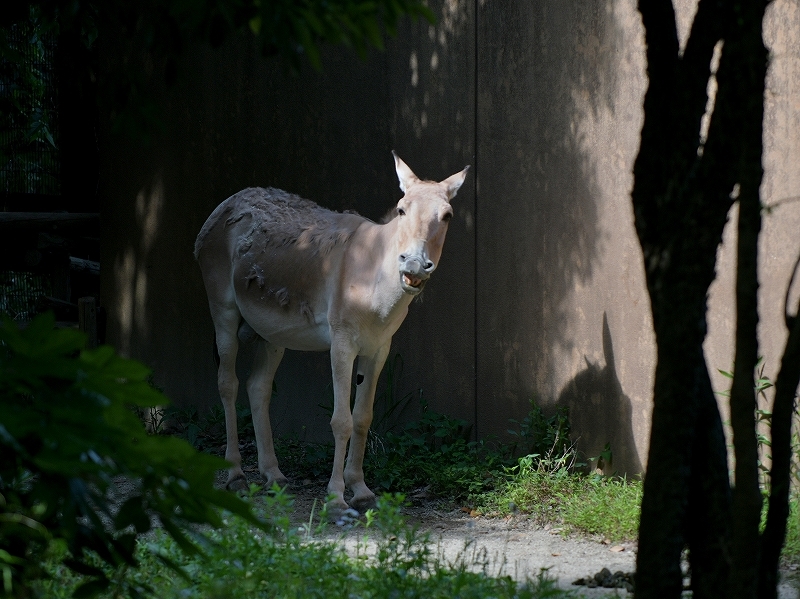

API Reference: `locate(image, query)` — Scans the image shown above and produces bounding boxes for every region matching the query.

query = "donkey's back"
[195,187,367,351]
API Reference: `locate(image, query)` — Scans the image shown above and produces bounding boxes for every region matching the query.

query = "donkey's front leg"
[327,337,358,513]
[345,344,390,512]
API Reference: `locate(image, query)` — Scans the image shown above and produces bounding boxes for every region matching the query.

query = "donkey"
[194,153,469,513]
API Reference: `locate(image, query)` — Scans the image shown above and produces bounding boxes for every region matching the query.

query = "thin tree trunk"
[726,2,768,597]
[719,0,767,599]
[686,367,732,599]
[759,284,800,598]
[728,186,764,599]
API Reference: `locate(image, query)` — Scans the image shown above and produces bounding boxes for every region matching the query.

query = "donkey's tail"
[212,319,260,368]
[212,332,220,368]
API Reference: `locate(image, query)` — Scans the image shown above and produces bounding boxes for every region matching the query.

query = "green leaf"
[63,558,106,578]
[114,496,151,534]
[72,577,110,598]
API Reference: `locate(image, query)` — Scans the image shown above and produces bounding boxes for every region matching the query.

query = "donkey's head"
[391,152,470,295]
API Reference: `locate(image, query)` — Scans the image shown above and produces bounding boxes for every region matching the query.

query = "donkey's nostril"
[425,261,434,271]
[399,254,407,262]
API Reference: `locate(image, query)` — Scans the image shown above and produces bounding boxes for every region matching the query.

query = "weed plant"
[364,401,577,502]
[780,498,800,563]
[475,456,642,544]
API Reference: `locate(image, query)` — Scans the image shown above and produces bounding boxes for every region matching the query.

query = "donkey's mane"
[195,187,377,259]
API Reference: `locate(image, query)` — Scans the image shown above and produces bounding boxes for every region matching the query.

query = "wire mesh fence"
[0,9,61,197]
[0,270,53,321]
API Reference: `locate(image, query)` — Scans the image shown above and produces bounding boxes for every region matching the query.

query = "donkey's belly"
[238,298,331,351]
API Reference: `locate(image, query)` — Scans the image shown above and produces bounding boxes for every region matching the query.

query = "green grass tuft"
[477,468,642,543]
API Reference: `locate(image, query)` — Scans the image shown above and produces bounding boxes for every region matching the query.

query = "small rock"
[595,567,612,585]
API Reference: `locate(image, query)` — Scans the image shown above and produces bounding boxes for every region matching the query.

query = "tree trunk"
[632,0,770,596]
[727,2,768,596]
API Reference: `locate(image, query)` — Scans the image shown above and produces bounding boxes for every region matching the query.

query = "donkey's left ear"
[393,151,419,194]
[441,165,471,201]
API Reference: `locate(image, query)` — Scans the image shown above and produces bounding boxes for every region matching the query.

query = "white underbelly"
[239,305,331,351]
[266,324,331,351]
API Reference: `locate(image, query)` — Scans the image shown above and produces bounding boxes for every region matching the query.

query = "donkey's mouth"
[401,273,426,294]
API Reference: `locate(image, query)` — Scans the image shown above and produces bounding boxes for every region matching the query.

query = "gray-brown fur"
[195,187,360,260]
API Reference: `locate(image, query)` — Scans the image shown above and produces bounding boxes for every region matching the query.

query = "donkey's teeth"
[403,274,422,288]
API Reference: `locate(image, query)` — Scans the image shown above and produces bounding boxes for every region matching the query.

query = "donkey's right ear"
[393,151,419,194]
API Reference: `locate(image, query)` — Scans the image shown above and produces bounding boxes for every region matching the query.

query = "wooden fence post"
[78,296,97,349]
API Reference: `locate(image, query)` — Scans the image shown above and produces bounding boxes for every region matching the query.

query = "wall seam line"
[473,0,479,441]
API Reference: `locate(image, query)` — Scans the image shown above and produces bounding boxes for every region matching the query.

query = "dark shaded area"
[556,313,643,475]
[55,24,100,213]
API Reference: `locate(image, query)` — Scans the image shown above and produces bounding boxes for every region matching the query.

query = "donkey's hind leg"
[212,306,248,491]
[248,337,288,489]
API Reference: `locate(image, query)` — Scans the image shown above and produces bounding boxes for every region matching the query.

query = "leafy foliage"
[245,0,436,71]
[363,400,580,502]
[507,403,573,465]
[0,313,264,598]
[1,0,434,143]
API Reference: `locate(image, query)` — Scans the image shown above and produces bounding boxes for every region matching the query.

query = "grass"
[34,492,574,599]
[767,492,800,565]
[476,468,642,543]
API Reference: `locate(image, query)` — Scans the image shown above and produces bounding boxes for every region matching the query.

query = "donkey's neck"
[365,218,416,323]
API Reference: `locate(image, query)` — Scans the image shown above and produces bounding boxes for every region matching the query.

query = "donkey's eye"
[442,211,453,222]
[398,208,406,216]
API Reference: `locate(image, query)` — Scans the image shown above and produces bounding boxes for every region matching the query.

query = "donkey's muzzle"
[399,255,433,294]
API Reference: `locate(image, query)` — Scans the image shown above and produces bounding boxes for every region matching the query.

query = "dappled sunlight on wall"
[384,0,476,425]
[114,175,163,354]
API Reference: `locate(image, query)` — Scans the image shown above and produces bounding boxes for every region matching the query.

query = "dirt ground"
[219,457,800,598]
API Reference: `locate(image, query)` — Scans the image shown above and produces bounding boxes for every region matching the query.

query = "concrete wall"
[99,0,800,475]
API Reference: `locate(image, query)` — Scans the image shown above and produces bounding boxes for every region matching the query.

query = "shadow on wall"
[556,312,643,476]
[478,0,631,425]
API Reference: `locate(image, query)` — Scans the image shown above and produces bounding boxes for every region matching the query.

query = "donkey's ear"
[393,151,419,194]
[441,165,470,201]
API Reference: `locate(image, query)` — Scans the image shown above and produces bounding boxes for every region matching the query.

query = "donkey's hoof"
[349,494,378,513]
[328,506,361,526]
[324,499,354,523]
[225,475,249,493]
